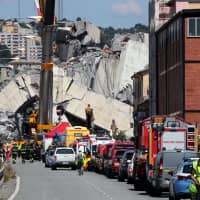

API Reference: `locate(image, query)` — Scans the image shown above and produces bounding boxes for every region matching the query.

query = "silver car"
[45,149,55,168]
[151,150,199,195]
[127,152,135,183]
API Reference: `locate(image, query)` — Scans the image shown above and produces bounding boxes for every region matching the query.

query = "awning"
[45,122,70,138]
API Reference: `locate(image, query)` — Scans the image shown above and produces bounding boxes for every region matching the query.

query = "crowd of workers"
[0,141,42,164]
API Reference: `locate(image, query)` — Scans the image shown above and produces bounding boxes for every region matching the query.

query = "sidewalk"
[0,176,16,200]
[0,162,17,200]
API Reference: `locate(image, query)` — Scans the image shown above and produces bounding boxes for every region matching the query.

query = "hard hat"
[189,183,198,194]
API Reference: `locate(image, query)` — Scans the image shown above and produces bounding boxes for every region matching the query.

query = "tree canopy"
[0,44,12,64]
[99,23,148,48]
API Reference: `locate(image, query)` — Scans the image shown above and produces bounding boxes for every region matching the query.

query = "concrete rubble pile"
[0,19,149,138]
[0,112,16,142]
[55,20,149,105]
[55,20,100,61]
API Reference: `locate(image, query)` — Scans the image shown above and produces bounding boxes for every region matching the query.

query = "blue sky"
[0,0,148,28]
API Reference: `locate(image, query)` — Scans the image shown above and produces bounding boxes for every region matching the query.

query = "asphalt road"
[12,160,168,200]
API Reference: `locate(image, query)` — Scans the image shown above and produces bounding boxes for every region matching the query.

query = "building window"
[188,18,200,37]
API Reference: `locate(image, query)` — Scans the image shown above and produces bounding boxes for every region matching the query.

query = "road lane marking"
[84,179,113,200]
[8,175,20,200]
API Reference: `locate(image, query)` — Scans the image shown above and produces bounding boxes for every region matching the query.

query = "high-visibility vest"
[193,160,200,182]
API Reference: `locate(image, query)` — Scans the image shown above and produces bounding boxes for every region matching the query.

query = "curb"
[8,175,20,200]
[0,176,4,187]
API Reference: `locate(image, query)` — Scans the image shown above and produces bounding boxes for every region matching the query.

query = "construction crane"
[35,0,56,131]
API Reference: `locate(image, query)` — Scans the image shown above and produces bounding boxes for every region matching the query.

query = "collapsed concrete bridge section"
[0,72,133,138]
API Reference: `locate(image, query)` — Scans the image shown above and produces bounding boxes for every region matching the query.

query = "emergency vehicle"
[133,115,198,191]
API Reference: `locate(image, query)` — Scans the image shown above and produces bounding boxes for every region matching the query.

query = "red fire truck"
[133,115,198,190]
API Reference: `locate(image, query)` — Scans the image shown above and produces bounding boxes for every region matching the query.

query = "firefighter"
[77,150,84,175]
[29,144,34,163]
[6,144,11,162]
[190,158,200,199]
[17,142,22,158]
[11,145,18,164]
[20,144,26,163]
[84,149,91,171]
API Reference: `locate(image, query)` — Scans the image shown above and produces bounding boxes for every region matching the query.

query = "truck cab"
[104,142,134,177]
[106,149,127,178]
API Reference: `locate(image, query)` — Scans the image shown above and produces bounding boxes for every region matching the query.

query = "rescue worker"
[2,145,6,162]
[20,144,26,163]
[29,144,34,163]
[35,144,41,161]
[190,158,200,199]
[6,144,11,162]
[85,104,94,133]
[11,145,18,164]
[17,142,22,158]
[84,150,91,171]
[77,150,84,175]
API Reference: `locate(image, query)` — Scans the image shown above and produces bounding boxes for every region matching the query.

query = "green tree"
[114,130,127,141]
[0,45,12,64]
[76,17,82,21]
[99,24,148,48]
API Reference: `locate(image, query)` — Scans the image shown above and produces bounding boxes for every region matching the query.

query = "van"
[151,150,200,195]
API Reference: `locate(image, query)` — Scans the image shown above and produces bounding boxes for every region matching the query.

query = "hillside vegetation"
[99,23,148,48]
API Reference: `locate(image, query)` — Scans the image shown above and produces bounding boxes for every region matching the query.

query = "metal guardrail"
[0,165,5,186]
[0,158,5,186]
[0,165,4,179]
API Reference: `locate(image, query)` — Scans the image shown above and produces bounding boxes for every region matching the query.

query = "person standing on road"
[77,150,84,176]
[11,145,18,164]
[29,144,34,163]
[6,144,11,162]
[190,158,200,199]
[17,142,22,158]
[20,144,26,163]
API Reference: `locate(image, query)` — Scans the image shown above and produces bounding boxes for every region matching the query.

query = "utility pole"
[37,0,56,131]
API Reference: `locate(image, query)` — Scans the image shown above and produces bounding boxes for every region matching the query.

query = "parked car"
[132,150,148,190]
[118,150,135,182]
[169,159,197,200]
[127,154,134,184]
[106,149,127,178]
[151,150,200,195]
[45,149,55,168]
[51,147,76,170]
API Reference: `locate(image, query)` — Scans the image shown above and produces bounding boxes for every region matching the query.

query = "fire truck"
[133,115,198,190]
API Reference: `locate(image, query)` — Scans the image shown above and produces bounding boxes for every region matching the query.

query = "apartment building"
[132,68,149,113]
[131,68,149,137]
[149,0,200,115]
[156,9,200,129]
[0,20,42,61]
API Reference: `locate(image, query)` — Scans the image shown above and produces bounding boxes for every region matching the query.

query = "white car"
[51,147,76,170]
